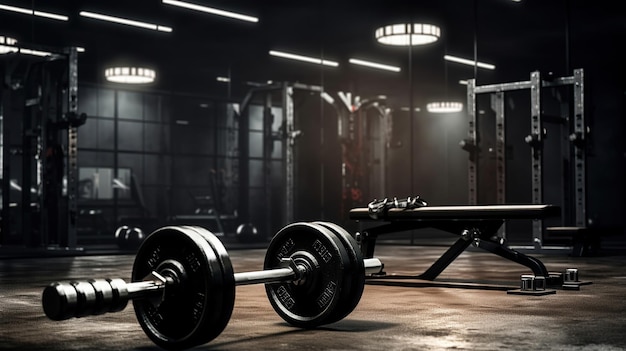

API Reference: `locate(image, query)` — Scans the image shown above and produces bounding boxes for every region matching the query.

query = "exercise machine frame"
[1,44,82,249]
[464,69,586,249]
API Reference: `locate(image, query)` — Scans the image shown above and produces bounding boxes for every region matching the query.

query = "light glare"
[80,11,172,32]
[162,0,258,23]
[269,50,338,67]
[0,4,68,21]
[349,58,400,72]
[444,55,495,70]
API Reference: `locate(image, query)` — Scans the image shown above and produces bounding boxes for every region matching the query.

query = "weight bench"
[349,204,561,282]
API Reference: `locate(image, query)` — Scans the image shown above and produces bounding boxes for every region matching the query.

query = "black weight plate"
[132,226,235,350]
[264,222,350,328]
[180,225,236,342]
[313,222,365,324]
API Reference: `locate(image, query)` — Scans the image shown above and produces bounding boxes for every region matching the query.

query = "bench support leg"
[418,237,473,280]
[476,239,549,277]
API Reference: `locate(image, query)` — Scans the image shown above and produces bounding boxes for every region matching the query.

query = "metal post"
[283,84,295,224]
[65,47,79,248]
[467,79,478,205]
[529,71,543,249]
[263,92,273,238]
[572,68,586,227]
[492,92,506,238]
[0,89,7,244]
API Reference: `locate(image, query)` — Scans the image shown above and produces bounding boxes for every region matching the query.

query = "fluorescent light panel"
[0,4,68,21]
[80,11,172,32]
[426,101,464,113]
[162,0,258,23]
[400,107,421,112]
[444,55,495,70]
[216,76,230,82]
[269,50,338,67]
[349,58,400,72]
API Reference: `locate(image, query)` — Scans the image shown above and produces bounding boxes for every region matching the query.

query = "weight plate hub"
[264,222,351,328]
[132,226,235,350]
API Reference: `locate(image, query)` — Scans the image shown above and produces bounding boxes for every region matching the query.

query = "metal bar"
[291,82,323,92]
[467,79,477,205]
[263,93,273,239]
[492,92,506,205]
[476,239,549,277]
[492,92,506,239]
[126,280,165,299]
[283,84,295,224]
[65,47,79,248]
[0,91,6,244]
[542,76,576,87]
[234,267,295,286]
[364,258,384,275]
[417,237,473,280]
[475,76,576,93]
[529,71,544,249]
[572,68,586,227]
[474,80,534,94]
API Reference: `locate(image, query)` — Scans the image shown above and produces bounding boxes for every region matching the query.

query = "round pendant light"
[375,23,440,46]
[105,67,156,84]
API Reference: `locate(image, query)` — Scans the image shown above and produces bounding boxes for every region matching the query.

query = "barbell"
[42,222,383,350]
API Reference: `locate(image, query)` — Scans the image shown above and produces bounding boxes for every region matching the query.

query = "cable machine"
[321,91,392,219]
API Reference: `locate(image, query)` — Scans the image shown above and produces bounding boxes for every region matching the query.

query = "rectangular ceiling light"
[269,50,338,67]
[80,11,172,32]
[0,3,68,21]
[444,55,495,70]
[349,58,401,72]
[162,0,258,23]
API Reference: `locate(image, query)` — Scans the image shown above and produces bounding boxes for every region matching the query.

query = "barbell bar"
[42,223,383,350]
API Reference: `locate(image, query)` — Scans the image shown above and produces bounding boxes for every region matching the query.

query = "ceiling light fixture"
[216,76,230,82]
[444,55,495,70]
[375,23,440,46]
[0,4,68,21]
[269,50,338,67]
[162,0,258,23]
[349,58,400,72]
[0,37,52,57]
[426,101,463,113]
[0,35,17,54]
[19,48,52,57]
[105,67,156,84]
[80,11,172,32]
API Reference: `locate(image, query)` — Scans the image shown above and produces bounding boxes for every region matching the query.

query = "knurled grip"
[42,278,129,320]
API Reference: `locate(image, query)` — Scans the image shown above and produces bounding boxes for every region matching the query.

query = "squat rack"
[464,69,586,248]
[1,44,84,249]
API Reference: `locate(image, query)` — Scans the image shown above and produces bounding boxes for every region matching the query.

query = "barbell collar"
[364,258,384,275]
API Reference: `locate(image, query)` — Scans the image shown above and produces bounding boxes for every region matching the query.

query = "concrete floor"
[1,243,626,350]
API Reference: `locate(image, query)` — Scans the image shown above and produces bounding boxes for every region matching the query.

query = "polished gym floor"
[1,239,626,351]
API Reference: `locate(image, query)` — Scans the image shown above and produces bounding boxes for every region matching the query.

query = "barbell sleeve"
[364,258,384,275]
